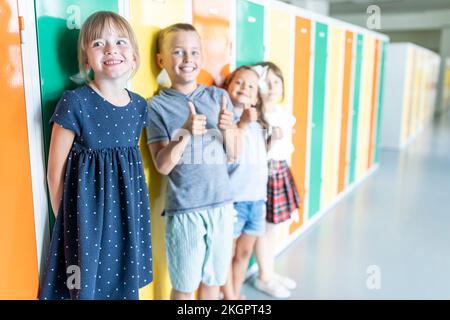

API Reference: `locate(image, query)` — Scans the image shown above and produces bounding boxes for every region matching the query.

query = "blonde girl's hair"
[222,66,269,130]
[78,11,140,82]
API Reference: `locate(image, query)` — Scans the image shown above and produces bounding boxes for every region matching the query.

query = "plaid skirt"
[266,160,301,224]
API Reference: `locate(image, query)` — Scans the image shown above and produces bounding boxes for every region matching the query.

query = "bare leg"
[171,289,193,300]
[221,240,237,300]
[255,222,277,282]
[232,234,257,297]
[199,283,220,300]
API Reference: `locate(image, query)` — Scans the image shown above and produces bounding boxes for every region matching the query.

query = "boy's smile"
[157,30,203,91]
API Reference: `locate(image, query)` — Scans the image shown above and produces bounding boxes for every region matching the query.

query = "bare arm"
[148,101,205,175]
[47,125,75,217]
[148,135,191,176]
[219,97,249,163]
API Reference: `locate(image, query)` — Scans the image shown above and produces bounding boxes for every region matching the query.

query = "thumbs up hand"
[183,101,207,135]
[239,104,258,126]
[218,95,234,131]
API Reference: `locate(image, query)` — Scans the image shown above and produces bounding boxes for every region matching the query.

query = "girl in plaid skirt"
[252,62,301,299]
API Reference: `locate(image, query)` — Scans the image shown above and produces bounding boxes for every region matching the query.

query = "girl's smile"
[86,28,136,81]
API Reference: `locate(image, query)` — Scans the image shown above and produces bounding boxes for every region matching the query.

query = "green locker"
[348,34,364,184]
[308,22,328,218]
[374,41,387,163]
[35,0,119,224]
[236,0,264,67]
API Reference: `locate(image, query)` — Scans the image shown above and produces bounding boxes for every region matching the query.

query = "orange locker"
[289,16,311,234]
[0,0,39,299]
[338,31,354,193]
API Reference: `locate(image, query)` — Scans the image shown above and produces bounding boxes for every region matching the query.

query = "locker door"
[289,16,311,233]
[374,41,387,163]
[338,31,353,193]
[129,0,188,300]
[348,34,363,185]
[193,0,232,86]
[35,0,119,222]
[0,0,39,299]
[308,22,328,218]
[357,36,375,179]
[266,6,292,111]
[236,0,264,67]
[321,26,344,207]
[368,39,380,169]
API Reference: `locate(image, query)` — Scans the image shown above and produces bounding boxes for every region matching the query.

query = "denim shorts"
[233,200,266,239]
[165,203,234,293]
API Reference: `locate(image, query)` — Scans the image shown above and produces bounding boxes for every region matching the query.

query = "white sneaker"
[274,273,297,290]
[252,277,291,299]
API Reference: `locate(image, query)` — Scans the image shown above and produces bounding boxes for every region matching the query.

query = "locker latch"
[19,16,25,44]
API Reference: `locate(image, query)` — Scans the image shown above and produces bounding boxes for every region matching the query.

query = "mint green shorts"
[165,203,234,293]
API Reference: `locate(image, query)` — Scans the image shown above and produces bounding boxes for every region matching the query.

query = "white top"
[264,105,296,162]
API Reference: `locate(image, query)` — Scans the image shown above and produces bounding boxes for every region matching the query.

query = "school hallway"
[243,111,450,300]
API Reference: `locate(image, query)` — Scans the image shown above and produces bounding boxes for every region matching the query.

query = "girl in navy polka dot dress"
[40,11,153,300]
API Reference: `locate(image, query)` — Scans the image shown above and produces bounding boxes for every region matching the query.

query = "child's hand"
[271,126,284,140]
[218,96,234,131]
[239,106,258,126]
[183,101,207,135]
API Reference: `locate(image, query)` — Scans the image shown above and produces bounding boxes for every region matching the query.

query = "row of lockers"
[381,43,441,150]
[0,0,388,299]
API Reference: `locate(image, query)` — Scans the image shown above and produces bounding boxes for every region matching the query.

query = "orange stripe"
[368,40,380,168]
[338,31,354,193]
[0,0,38,299]
[289,17,311,234]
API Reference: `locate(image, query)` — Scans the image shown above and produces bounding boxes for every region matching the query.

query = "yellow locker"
[356,35,374,180]
[400,47,414,146]
[266,6,293,112]
[321,26,344,207]
[129,0,188,300]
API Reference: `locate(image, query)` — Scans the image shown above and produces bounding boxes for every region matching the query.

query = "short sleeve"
[50,90,83,136]
[146,99,170,144]
[142,106,148,128]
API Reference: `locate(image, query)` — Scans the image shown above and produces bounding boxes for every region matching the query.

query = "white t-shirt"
[264,105,296,162]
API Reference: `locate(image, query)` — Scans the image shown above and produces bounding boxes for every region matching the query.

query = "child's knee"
[235,246,253,262]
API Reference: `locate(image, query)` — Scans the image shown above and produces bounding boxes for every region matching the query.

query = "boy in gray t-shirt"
[146,23,241,300]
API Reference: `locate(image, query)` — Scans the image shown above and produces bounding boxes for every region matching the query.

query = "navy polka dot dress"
[40,85,153,300]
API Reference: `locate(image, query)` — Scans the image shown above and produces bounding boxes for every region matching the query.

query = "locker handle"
[19,16,25,44]
[208,7,219,15]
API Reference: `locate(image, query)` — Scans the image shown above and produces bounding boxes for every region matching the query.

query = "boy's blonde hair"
[157,23,200,54]
[78,11,140,81]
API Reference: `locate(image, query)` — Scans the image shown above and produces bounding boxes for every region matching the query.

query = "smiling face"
[157,30,203,89]
[263,69,284,105]
[84,25,136,82]
[226,68,259,108]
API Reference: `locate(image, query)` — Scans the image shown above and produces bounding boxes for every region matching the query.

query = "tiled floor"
[243,111,450,299]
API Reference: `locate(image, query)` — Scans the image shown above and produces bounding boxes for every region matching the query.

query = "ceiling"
[282,0,450,15]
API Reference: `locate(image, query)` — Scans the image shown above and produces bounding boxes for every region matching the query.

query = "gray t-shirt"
[228,110,268,202]
[147,85,234,215]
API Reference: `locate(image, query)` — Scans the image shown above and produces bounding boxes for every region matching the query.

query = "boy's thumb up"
[188,101,197,116]
[221,95,227,113]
